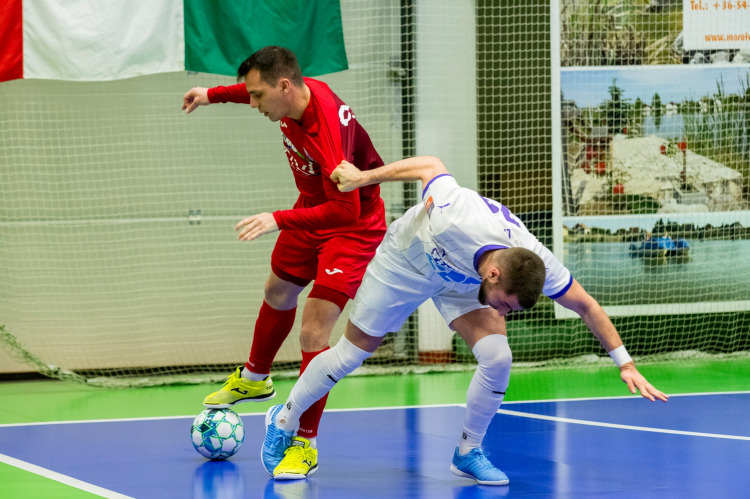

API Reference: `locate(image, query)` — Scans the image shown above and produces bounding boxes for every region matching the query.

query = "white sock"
[241,368,267,382]
[276,336,372,433]
[458,334,512,455]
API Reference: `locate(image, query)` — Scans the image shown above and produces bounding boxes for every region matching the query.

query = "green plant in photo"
[560,0,682,67]
[682,75,750,195]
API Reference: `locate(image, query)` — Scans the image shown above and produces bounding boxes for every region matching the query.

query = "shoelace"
[284,445,306,462]
[272,432,291,452]
[263,413,285,447]
[222,370,240,387]
[467,450,496,472]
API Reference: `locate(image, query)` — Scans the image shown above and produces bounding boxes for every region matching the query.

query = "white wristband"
[608,345,633,367]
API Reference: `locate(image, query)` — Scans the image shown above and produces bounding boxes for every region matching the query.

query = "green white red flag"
[0,0,347,83]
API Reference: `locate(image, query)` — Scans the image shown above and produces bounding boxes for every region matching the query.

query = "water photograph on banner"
[556,64,750,318]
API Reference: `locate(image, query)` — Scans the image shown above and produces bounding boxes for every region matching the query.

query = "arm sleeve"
[422,174,460,203]
[273,177,361,230]
[207,83,251,104]
[535,243,573,298]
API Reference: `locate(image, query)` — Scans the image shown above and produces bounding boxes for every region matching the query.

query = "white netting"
[1,1,748,386]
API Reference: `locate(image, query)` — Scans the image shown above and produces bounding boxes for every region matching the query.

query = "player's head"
[478,247,545,313]
[236,46,304,122]
[237,46,304,87]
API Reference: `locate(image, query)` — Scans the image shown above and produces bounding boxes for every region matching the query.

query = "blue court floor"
[1,393,749,498]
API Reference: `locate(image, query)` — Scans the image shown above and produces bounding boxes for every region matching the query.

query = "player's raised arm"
[331,155,449,192]
[554,279,669,402]
[182,87,210,114]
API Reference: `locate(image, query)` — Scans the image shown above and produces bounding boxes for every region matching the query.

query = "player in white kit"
[262,156,668,483]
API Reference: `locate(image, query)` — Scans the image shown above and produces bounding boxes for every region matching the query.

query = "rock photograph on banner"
[561,65,748,217]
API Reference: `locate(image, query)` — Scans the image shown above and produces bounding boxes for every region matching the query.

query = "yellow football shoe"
[203,367,275,408]
[273,436,318,480]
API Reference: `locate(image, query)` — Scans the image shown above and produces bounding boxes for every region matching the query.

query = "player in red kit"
[182,46,386,478]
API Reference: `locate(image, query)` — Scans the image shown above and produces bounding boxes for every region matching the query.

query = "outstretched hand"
[182,87,210,114]
[619,363,669,402]
[236,213,279,241]
[331,160,366,192]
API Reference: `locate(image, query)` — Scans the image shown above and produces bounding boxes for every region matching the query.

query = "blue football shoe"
[261,404,294,476]
[450,446,509,485]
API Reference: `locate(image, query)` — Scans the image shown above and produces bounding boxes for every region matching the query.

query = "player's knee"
[473,334,512,390]
[298,327,330,352]
[263,278,300,310]
[327,336,371,381]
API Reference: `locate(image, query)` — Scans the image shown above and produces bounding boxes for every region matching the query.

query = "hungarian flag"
[0,0,348,83]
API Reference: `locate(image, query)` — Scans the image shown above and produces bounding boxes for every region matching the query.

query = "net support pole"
[414,0,478,357]
[550,0,566,320]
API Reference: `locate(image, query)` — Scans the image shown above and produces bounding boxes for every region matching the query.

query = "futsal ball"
[191,408,244,460]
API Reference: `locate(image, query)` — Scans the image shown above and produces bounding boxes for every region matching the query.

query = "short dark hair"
[500,248,546,309]
[236,46,304,87]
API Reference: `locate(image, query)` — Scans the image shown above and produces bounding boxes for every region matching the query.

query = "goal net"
[1,0,748,387]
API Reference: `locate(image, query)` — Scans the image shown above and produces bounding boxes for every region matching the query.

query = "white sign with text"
[683,0,750,50]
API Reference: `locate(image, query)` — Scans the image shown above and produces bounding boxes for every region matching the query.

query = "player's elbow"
[569,294,601,320]
[417,156,449,185]
[422,156,448,174]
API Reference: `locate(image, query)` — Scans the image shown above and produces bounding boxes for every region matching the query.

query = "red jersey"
[208,77,384,233]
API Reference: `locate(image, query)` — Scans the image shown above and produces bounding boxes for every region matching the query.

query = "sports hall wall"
[0,0,481,375]
[2,1,748,379]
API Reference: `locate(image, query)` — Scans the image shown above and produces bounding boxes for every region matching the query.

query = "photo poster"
[552,3,750,318]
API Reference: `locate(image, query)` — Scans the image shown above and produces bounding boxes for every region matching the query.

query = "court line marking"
[498,408,750,441]
[1,391,748,428]
[501,389,750,405]
[0,452,134,499]
[0,403,465,427]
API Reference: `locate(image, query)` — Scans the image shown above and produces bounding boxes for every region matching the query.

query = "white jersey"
[394,174,572,299]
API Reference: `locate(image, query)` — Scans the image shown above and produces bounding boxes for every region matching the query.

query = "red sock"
[245,301,296,375]
[296,347,330,439]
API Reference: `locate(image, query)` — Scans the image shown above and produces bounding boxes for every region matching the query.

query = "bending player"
[262,155,669,483]
[182,46,386,478]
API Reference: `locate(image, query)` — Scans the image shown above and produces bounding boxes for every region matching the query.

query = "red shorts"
[270,202,387,299]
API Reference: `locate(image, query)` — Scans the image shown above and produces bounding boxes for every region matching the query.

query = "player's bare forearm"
[331,156,449,192]
[554,279,623,352]
[556,280,668,402]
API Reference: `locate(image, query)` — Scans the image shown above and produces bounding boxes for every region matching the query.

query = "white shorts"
[349,219,488,337]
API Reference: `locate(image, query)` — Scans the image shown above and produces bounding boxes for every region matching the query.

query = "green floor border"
[1,358,748,425]
[0,461,102,499]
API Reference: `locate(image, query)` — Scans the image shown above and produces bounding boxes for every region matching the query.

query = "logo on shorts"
[325,268,343,275]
